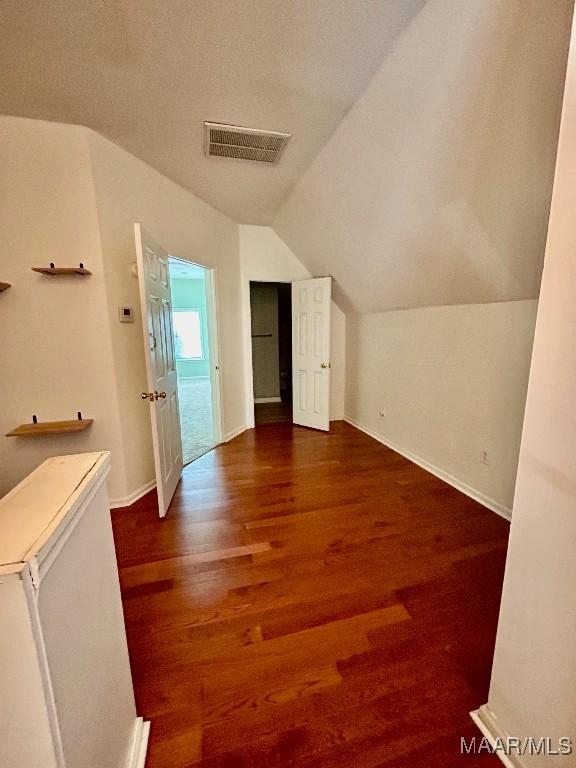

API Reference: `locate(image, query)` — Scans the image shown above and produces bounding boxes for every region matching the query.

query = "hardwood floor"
[111,422,508,767]
[254,400,292,425]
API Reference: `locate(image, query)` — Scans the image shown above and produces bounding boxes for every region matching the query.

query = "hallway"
[111,422,507,767]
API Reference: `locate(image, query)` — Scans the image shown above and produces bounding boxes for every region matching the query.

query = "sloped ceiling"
[274,0,574,313]
[0,0,572,313]
[0,0,425,224]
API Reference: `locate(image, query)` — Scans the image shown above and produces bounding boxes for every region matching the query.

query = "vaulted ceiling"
[275,0,574,312]
[0,0,425,224]
[0,0,573,312]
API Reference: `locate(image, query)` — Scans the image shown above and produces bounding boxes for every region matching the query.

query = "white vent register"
[204,122,291,164]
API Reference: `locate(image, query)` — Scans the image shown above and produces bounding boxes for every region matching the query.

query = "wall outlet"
[482,450,490,466]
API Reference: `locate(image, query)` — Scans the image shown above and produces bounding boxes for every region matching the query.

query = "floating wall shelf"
[0,282,11,292]
[7,414,93,438]
[32,262,91,276]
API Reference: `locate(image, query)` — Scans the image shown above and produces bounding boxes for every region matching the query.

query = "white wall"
[239,225,345,426]
[0,116,246,504]
[0,117,126,497]
[345,301,538,515]
[480,10,576,757]
[275,0,572,313]
[272,0,567,519]
[88,131,245,500]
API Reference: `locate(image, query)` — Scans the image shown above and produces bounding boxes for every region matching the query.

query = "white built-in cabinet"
[0,452,149,768]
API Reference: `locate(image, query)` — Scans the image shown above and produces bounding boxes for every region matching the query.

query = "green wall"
[170,277,210,378]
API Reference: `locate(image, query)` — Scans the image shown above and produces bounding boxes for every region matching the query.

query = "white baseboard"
[470,705,523,768]
[109,479,156,509]
[125,717,150,768]
[254,397,282,403]
[344,416,512,521]
[224,424,248,442]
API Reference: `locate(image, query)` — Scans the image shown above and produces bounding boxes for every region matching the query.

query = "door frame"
[205,265,224,447]
[243,278,292,429]
[168,256,224,449]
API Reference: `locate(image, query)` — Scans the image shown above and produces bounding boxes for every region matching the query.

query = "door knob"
[320,362,330,369]
[155,391,167,400]
[141,392,154,401]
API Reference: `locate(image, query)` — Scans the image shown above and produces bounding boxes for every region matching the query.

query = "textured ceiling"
[0,0,425,224]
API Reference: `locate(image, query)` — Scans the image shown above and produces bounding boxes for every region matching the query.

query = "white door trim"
[205,266,224,446]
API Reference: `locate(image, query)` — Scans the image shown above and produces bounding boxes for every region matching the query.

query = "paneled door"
[134,224,183,517]
[291,277,331,431]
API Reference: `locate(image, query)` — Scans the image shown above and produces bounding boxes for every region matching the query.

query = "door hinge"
[29,558,40,591]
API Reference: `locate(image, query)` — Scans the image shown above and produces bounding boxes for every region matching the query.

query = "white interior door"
[134,224,183,517]
[292,277,331,431]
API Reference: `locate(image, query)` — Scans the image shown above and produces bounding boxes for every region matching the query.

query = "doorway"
[250,281,292,425]
[169,257,220,463]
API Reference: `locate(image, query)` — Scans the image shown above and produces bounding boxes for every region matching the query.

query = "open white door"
[134,224,183,517]
[292,277,331,431]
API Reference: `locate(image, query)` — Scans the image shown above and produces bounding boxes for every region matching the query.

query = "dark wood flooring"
[254,400,292,425]
[111,421,508,768]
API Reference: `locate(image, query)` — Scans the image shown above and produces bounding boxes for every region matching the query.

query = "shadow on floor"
[255,399,292,425]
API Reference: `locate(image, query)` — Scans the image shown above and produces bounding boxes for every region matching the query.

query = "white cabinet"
[0,452,149,768]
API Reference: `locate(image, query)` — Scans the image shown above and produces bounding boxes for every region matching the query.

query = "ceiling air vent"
[204,122,291,164]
